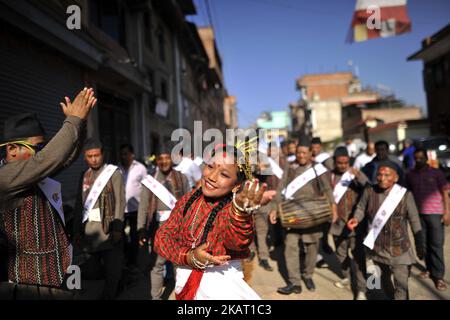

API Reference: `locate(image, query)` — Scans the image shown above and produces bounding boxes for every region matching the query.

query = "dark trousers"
[0,283,75,300]
[334,235,367,292]
[124,211,138,266]
[81,244,124,300]
[420,214,445,279]
[285,233,319,285]
[0,251,7,283]
[249,205,270,260]
[0,235,7,282]
[374,262,410,300]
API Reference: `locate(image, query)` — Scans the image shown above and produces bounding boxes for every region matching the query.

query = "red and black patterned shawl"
[3,188,70,287]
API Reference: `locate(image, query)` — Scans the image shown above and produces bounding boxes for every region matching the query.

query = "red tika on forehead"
[214,144,226,151]
[213,143,228,158]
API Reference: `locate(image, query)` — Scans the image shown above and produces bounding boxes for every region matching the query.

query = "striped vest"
[2,188,70,287]
[331,174,363,222]
[366,187,410,257]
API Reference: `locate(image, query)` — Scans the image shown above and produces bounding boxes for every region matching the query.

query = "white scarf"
[82,164,118,223]
[333,171,355,204]
[283,163,328,199]
[141,174,177,210]
[363,184,407,250]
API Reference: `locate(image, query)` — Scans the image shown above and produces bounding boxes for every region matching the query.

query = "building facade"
[408,23,450,136]
[292,72,358,143]
[0,0,228,204]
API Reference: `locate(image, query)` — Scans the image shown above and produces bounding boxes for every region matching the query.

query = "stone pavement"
[247,226,450,300]
[77,225,450,300]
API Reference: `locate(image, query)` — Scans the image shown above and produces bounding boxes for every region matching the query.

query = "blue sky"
[188,0,450,128]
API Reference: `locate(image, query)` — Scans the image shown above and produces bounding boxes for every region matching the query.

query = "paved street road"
[78,225,450,300]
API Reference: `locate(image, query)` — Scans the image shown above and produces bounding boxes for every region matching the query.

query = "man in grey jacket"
[137,144,190,300]
[0,88,96,299]
[73,138,125,300]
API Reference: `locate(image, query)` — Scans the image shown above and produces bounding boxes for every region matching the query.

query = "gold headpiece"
[235,136,259,181]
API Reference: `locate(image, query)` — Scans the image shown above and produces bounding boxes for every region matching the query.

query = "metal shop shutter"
[0,21,86,205]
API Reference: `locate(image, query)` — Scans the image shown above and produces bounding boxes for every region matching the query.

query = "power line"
[210,0,225,61]
[204,0,215,28]
[244,0,439,25]
[244,0,339,16]
[199,0,209,27]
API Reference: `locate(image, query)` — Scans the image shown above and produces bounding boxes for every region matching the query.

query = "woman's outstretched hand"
[234,179,268,211]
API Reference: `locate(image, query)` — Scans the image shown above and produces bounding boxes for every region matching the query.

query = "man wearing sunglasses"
[0,88,96,299]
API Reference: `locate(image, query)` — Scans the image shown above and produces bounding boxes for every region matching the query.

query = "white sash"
[268,157,283,179]
[315,152,330,163]
[38,177,73,265]
[174,157,194,173]
[283,163,328,200]
[141,174,177,210]
[82,165,118,223]
[38,178,64,225]
[175,260,261,300]
[363,184,407,250]
[156,210,172,222]
[333,171,355,204]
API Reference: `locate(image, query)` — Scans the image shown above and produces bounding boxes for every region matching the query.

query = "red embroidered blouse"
[154,190,254,265]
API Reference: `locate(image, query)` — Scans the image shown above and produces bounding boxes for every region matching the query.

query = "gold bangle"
[231,206,251,221]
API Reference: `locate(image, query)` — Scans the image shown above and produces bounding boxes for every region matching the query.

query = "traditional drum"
[278,196,332,229]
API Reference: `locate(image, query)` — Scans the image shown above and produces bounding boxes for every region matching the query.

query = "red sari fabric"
[175,269,204,300]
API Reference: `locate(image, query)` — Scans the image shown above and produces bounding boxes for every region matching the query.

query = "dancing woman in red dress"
[154,143,268,300]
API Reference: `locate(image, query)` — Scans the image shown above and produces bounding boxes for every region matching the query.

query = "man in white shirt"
[119,143,148,267]
[311,137,333,170]
[173,151,202,189]
[353,141,376,170]
[345,138,358,158]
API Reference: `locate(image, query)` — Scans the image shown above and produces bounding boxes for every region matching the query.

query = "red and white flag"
[349,0,411,42]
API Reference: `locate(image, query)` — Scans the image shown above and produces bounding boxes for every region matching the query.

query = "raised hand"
[234,179,268,213]
[60,87,97,120]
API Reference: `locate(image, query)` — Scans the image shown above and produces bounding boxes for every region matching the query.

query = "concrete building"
[291,71,424,145]
[342,96,424,141]
[408,23,450,136]
[197,26,227,132]
[367,119,430,148]
[224,95,238,129]
[292,72,359,143]
[256,111,290,142]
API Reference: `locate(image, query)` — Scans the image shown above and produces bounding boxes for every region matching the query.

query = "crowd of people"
[0,88,448,300]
